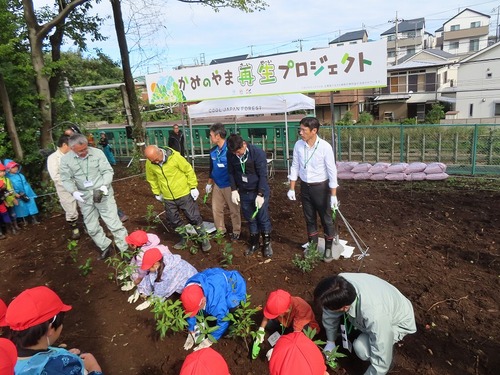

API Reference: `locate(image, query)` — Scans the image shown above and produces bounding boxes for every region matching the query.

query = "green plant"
[292,242,322,273]
[78,258,93,276]
[175,225,212,254]
[324,344,348,370]
[220,242,234,267]
[357,111,374,125]
[150,297,189,340]
[67,239,79,263]
[106,248,136,284]
[194,315,219,345]
[144,205,161,231]
[302,326,318,340]
[425,103,445,124]
[224,295,259,351]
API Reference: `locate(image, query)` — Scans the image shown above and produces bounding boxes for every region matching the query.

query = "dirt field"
[1,165,498,374]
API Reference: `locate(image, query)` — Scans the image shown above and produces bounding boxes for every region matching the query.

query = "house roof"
[435,26,444,32]
[381,18,425,36]
[443,8,490,26]
[252,50,298,59]
[398,48,456,64]
[388,60,448,71]
[209,54,249,65]
[459,40,500,63]
[329,30,367,44]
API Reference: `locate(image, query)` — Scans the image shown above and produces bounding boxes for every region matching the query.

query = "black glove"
[19,192,30,202]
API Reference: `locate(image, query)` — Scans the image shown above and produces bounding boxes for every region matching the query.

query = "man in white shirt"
[287,117,339,262]
[46,135,80,239]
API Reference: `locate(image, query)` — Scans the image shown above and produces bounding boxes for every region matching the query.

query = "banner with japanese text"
[145,39,387,104]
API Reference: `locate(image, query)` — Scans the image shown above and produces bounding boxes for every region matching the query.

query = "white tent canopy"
[186,94,315,171]
[187,93,315,118]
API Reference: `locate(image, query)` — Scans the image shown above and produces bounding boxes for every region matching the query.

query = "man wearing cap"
[314,273,416,375]
[5,286,104,375]
[227,134,272,257]
[269,332,328,375]
[205,122,241,241]
[287,116,339,262]
[60,133,129,260]
[181,267,246,351]
[47,134,80,240]
[144,144,210,252]
[180,347,230,375]
[254,289,319,355]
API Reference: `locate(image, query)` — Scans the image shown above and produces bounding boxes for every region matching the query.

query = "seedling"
[220,242,234,267]
[150,297,189,340]
[78,258,93,276]
[67,239,79,263]
[224,295,259,351]
[106,247,137,285]
[324,344,347,370]
[292,242,322,273]
[194,315,219,345]
[175,225,212,255]
[144,205,161,231]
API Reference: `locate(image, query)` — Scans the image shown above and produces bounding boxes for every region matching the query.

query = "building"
[435,8,490,55]
[381,18,435,65]
[329,30,368,47]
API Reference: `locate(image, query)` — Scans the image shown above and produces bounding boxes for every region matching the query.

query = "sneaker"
[229,233,240,241]
[71,228,81,240]
[119,214,129,223]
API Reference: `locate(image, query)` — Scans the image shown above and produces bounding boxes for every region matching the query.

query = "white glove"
[99,185,109,195]
[183,333,195,350]
[323,340,336,353]
[266,348,274,361]
[255,327,265,345]
[121,281,135,292]
[135,300,151,311]
[193,338,213,351]
[287,190,296,200]
[330,196,339,210]
[255,195,264,209]
[155,195,163,202]
[205,184,213,194]
[231,190,240,205]
[190,188,200,201]
[127,290,140,304]
[72,191,85,203]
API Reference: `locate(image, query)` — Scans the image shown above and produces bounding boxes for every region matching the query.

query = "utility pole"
[388,12,404,65]
[494,6,500,42]
[293,39,304,52]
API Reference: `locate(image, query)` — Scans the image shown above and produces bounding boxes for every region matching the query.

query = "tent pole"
[330,92,336,157]
[187,106,195,168]
[284,100,290,174]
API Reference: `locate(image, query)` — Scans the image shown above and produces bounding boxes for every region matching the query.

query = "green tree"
[425,103,445,124]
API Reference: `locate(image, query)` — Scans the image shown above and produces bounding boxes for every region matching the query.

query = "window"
[387,51,396,58]
[470,21,480,28]
[387,35,396,41]
[469,39,479,52]
[425,73,436,92]
[450,24,460,31]
[390,73,407,93]
[495,103,500,116]
[408,71,426,92]
[487,72,493,79]
[444,71,448,83]
[336,43,344,47]
[450,41,459,50]
[469,104,474,117]
[406,47,415,55]
[349,41,357,44]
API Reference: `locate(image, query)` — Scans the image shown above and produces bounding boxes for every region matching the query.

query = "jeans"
[240,189,272,234]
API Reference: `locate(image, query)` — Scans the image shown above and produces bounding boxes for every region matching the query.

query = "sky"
[36,0,500,75]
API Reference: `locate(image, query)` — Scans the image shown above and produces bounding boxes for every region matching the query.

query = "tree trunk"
[0,72,23,160]
[110,0,145,144]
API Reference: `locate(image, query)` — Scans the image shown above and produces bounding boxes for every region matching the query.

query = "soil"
[1,165,499,375]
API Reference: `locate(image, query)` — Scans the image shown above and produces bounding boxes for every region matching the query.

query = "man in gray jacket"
[314,273,416,374]
[60,134,128,259]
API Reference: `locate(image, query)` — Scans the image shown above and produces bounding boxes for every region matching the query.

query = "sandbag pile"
[337,161,449,181]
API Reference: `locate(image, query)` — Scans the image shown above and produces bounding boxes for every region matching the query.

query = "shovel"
[331,209,345,260]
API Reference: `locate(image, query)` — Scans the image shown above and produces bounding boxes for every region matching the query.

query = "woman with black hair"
[5,286,103,375]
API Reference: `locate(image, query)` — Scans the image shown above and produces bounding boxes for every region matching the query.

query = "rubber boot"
[7,223,18,236]
[31,215,40,225]
[174,236,187,250]
[0,226,5,240]
[245,233,260,256]
[12,220,20,231]
[324,238,334,263]
[262,232,273,258]
[69,220,80,240]
[195,226,211,252]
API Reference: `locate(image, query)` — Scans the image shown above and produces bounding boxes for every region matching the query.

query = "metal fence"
[97,123,500,176]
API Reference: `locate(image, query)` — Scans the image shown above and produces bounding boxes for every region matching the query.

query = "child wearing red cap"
[254,289,320,354]
[129,248,197,311]
[269,332,328,375]
[0,338,17,375]
[4,159,40,225]
[180,268,246,351]
[5,286,104,375]
[180,347,230,375]
[122,230,172,292]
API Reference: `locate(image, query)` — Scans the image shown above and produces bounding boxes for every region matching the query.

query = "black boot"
[0,226,5,240]
[7,223,18,236]
[307,233,319,250]
[195,226,211,252]
[12,220,20,231]
[31,215,40,225]
[324,238,334,263]
[262,232,273,258]
[245,233,260,256]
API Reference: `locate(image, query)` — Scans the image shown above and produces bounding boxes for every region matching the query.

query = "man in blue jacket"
[227,134,272,257]
[181,268,246,351]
